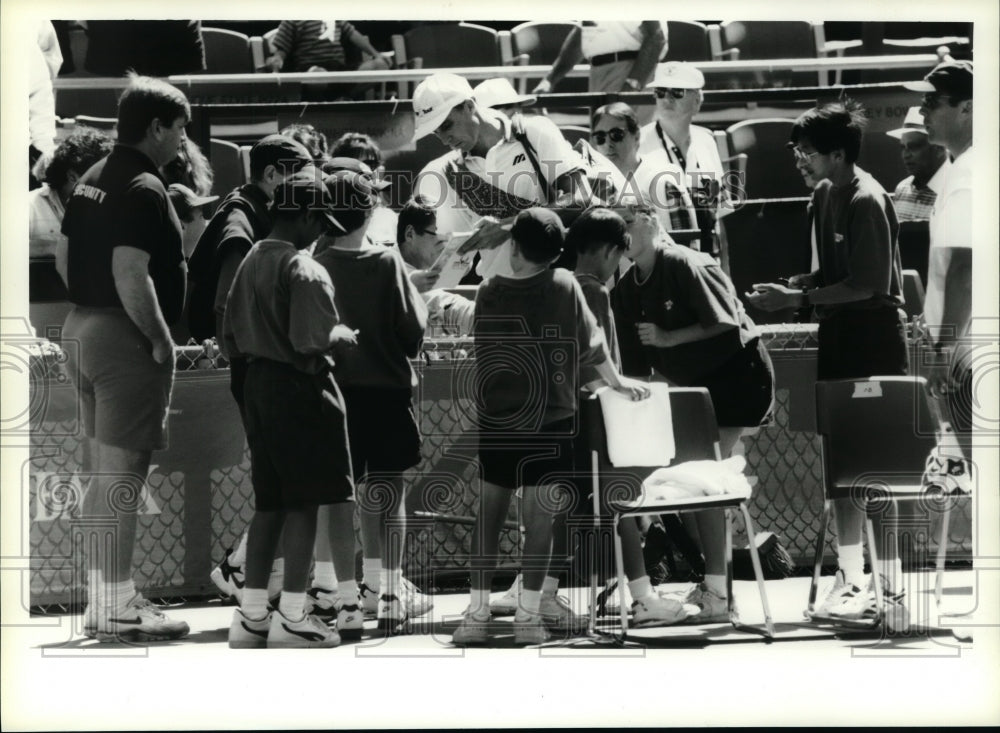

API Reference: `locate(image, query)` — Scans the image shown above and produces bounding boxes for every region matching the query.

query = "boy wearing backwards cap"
[454,207,650,646]
[313,169,429,635]
[223,173,357,648]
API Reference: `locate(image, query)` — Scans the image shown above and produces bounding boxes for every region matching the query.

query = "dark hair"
[790,99,868,164]
[280,122,329,163]
[510,208,564,264]
[397,195,437,245]
[249,135,311,181]
[593,102,640,136]
[43,126,113,189]
[324,173,377,236]
[116,74,190,145]
[566,207,631,256]
[161,137,213,196]
[330,132,382,167]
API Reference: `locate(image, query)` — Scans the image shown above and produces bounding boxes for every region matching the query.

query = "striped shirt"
[892,160,949,222]
[271,20,358,72]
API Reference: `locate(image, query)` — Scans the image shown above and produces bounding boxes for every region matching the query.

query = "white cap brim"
[886,127,927,139]
[903,79,937,92]
[413,104,456,141]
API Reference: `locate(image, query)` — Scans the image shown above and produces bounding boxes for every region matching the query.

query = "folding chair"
[808,376,957,625]
[584,386,775,639]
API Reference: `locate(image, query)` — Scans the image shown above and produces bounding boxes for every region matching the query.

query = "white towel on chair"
[597,382,675,466]
[641,455,753,502]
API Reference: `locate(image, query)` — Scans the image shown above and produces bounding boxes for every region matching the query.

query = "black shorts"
[694,338,775,428]
[243,359,354,512]
[478,416,580,491]
[817,306,909,381]
[340,385,422,481]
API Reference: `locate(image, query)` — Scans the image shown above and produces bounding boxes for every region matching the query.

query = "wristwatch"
[624,78,642,91]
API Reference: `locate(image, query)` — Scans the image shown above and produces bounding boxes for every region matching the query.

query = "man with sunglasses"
[638,62,728,254]
[905,61,974,478]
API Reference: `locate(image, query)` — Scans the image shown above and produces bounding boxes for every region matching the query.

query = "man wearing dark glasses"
[906,61,974,473]
[638,62,728,254]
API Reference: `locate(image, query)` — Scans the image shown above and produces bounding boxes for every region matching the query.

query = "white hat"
[646,61,705,90]
[412,73,475,141]
[472,78,537,109]
[885,107,929,139]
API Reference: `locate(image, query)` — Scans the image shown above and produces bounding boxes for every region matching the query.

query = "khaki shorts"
[62,307,174,452]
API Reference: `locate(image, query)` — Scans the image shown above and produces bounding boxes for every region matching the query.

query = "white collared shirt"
[29,183,65,258]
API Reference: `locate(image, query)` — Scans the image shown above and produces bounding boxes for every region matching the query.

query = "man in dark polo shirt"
[749,101,912,634]
[59,74,191,642]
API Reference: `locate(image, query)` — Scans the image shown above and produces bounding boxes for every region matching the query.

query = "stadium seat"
[510,21,586,94]
[209,138,244,197]
[584,386,775,639]
[901,269,926,320]
[807,377,958,625]
[558,124,591,146]
[201,27,255,74]
[392,23,504,98]
[664,21,712,62]
[724,118,799,200]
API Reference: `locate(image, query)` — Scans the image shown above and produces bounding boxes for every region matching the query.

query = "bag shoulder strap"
[510,113,556,205]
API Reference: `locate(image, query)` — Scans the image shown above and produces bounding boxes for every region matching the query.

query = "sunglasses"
[920,93,952,111]
[592,128,628,145]
[653,88,688,100]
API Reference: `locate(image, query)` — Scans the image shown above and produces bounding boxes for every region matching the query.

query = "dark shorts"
[694,338,775,428]
[243,359,354,512]
[340,385,422,481]
[817,306,909,381]
[62,307,174,451]
[478,416,579,491]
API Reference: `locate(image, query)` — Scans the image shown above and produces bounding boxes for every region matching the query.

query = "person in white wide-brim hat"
[885,106,949,223]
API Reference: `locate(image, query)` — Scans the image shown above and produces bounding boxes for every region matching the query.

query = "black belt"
[590,50,638,67]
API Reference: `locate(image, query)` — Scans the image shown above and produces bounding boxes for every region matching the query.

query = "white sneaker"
[539,592,587,633]
[630,594,690,627]
[513,612,550,646]
[210,549,246,602]
[376,593,410,636]
[267,609,340,648]
[228,609,270,649]
[305,587,339,625]
[452,610,491,646]
[359,583,379,617]
[679,583,733,625]
[805,569,850,622]
[87,595,190,643]
[402,576,434,618]
[489,574,522,616]
[336,598,365,640]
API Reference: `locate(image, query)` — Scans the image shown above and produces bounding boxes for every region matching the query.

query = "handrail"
[53,53,940,91]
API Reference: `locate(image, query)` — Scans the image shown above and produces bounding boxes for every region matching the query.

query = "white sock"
[703,574,727,598]
[107,579,137,613]
[519,589,542,616]
[337,580,359,606]
[231,532,249,566]
[380,568,402,598]
[279,591,306,620]
[877,558,904,593]
[628,576,654,601]
[469,587,491,618]
[541,576,560,595]
[313,561,337,591]
[241,588,269,620]
[87,569,103,607]
[837,544,865,587]
[363,558,381,590]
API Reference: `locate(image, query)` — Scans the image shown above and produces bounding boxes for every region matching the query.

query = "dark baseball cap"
[510,207,565,262]
[322,156,391,190]
[250,134,314,177]
[904,61,973,99]
[323,169,379,213]
[271,171,345,233]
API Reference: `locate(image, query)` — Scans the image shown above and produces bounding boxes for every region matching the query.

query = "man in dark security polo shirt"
[58,74,191,643]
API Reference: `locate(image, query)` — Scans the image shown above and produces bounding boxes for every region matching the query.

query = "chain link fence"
[26,330,972,610]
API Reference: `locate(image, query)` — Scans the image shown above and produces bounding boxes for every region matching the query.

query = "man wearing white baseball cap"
[906,61,975,473]
[886,106,949,223]
[638,62,728,254]
[410,72,595,282]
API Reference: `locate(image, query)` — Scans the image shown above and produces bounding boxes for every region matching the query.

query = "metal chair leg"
[865,513,883,621]
[724,508,735,626]
[935,497,952,609]
[613,514,628,639]
[806,501,831,615]
[741,503,775,638]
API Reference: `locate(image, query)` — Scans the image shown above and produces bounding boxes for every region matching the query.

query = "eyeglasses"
[653,88,688,100]
[790,146,821,162]
[592,128,628,145]
[920,93,952,111]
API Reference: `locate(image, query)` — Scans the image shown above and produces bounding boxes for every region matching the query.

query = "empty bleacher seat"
[510,22,586,94]
[392,23,503,97]
[209,138,244,197]
[664,20,712,62]
[201,27,254,74]
[725,118,799,200]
